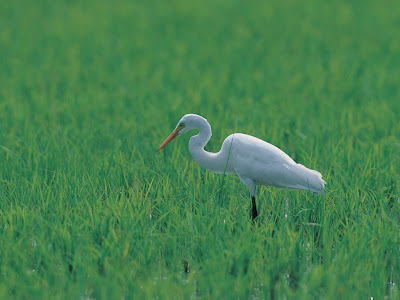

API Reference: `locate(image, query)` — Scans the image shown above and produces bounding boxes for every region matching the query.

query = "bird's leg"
[251,196,258,220]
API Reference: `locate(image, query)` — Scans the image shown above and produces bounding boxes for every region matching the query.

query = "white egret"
[157,114,326,220]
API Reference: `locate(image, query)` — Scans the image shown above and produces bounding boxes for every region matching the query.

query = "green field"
[1,0,400,298]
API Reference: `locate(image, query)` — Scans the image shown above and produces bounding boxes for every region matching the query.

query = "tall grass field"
[1,0,399,298]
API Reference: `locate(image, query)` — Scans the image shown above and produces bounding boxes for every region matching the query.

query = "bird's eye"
[179,123,184,127]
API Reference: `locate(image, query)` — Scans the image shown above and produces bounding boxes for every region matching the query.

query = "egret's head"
[157,114,202,152]
[175,114,199,135]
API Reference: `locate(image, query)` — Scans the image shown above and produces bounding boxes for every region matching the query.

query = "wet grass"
[0,0,400,298]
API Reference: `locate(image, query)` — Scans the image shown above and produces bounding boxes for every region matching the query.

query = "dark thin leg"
[251,196,258,220]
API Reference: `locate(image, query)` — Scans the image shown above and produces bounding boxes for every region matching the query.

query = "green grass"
[1,0,400,298]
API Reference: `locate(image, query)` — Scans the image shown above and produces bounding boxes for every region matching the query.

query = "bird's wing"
[227,133,325,193]
[226,133,296,166]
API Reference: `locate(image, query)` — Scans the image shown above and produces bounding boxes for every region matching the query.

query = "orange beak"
[157,129,179,152]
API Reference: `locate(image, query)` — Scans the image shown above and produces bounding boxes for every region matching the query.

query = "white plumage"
[157,114,326,220]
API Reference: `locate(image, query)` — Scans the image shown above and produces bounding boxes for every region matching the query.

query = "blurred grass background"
[0,0,399,298]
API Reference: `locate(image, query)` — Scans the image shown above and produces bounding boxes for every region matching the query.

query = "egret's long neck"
[188,118,227,174]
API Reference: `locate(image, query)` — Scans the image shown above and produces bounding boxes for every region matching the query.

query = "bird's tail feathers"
[309,169,327,185]
[295,164,326,194]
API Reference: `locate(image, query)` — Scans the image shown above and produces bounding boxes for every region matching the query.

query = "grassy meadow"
[1,0,400,298]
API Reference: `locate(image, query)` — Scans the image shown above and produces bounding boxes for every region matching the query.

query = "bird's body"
[158,114,326,220]
[195,133,325,194]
